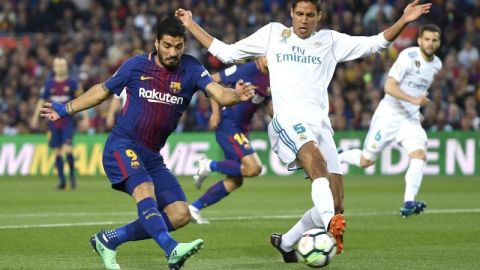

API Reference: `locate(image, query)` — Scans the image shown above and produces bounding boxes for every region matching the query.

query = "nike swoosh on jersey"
[141,75,154,80]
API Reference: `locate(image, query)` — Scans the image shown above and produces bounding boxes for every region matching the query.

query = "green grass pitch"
[0,174,479,269]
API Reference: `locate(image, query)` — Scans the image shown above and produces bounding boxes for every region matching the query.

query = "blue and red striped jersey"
[105,52,213,151]
[218,61,271,132]
[41,77,79,128]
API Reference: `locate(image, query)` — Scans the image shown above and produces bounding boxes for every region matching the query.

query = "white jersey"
[380,47,442,120]
[209,22,391,127]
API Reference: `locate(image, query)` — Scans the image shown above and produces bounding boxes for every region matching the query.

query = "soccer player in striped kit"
[40,17,255,270]
[31,57,87,190]
[189,56,273,224]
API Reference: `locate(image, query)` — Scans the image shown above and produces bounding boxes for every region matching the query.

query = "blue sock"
[215,160,242,176]
[137,198,177,256]
[192,180,229,210]
[98,211,177,250]
[66,153,75,179]
[55,156,66,187]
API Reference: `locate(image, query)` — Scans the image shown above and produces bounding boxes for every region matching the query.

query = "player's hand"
[175,9,193,28]
[209,113,220,129]
[234,80,256,102]
[402,0,431,23]
[40,102,65,121]
[411,94,429,106]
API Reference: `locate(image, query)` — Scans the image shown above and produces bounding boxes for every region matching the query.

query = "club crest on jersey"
[169,81,182,93]
[131,160,140,169]
[280,29,291,43]
[63,86,70,92]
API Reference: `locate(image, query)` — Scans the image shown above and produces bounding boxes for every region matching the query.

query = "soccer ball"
[295,228,336,268]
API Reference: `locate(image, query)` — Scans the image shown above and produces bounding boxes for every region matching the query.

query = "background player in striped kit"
[189,56,273,224]
[31,57,88,190]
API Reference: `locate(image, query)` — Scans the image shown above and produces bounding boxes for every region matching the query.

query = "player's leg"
[50,128,66,189]
[193,130,261,188]
[398,124,428,217]
[190,154,261,223]
[149,156,204,268]
[62,126,76,189]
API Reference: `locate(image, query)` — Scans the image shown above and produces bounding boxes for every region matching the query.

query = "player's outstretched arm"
[175,9,214,49]
[383,0,432,42]
[385,77,429,106]
[40,83,113,121]
[205,80,256,107]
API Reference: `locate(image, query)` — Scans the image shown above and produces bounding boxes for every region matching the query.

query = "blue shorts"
[102,133,186,209]
[215,127,255,161]
[48,125,74,148]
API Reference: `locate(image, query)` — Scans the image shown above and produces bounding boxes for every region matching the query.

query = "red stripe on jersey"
[228,135,245,159]
[113,151,128,179]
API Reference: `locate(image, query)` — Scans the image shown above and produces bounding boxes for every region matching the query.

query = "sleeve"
[331,31,391,62]
[387,51,411,83]
[191,61,214,93]
[208,23,272,63]
[219,62,255,85]
[104,57,135,96]
[40,81,50,99]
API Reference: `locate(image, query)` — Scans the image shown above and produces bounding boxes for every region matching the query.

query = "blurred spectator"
[0,0,478,134]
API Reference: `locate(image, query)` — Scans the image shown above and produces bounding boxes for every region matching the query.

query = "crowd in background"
[0,0,479,135]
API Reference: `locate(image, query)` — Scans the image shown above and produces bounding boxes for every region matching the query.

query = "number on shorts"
[233,133,250,145]
[293,123,306,134]
[374,131,382,141]
[125,149,138,161]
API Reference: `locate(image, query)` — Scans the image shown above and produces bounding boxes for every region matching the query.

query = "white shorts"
[363,112,427,161]
[268,114,342,175]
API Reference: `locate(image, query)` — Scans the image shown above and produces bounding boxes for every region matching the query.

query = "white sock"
[339,149,362,167]
[404,159,425,202]
[280,207,324,251]
[311,178,335,230]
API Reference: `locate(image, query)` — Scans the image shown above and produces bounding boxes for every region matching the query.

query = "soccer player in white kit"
[339,24,442,218]
[176,0,431,260]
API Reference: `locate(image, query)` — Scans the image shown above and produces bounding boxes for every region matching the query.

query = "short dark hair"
[157,16,187,41]
[292,0,322,13]
[419,24,441,37]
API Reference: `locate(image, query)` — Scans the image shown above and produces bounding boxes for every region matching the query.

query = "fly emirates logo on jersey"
[276,46,322,64]
[138,87,184,105]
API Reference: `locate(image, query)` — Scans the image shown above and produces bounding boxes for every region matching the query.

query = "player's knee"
[169,206,191,229]
[244,164,262,177]
[409,150,426,160]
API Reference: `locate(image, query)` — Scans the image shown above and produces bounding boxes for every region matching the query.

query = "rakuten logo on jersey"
[139,87,184,105]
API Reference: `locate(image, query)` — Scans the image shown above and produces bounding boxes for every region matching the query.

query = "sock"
[137,198,177,256]
[66,153,75,179]
[191,180,229,210]
[311,178,335,230]
[404,159,425,202]
[339,149,362,167]
[55,156,66,186]
[214,160,242,176]
[281,207,324,251]
[97,220,149,251]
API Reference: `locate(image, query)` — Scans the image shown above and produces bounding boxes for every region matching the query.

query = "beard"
[158,54,181,71]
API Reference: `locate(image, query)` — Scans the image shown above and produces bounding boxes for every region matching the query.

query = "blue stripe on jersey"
[272,116,297,153]
[105,53,214,151]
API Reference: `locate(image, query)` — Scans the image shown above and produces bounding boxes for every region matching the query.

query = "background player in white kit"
[176,0,431,260]
[339,24,442,218]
